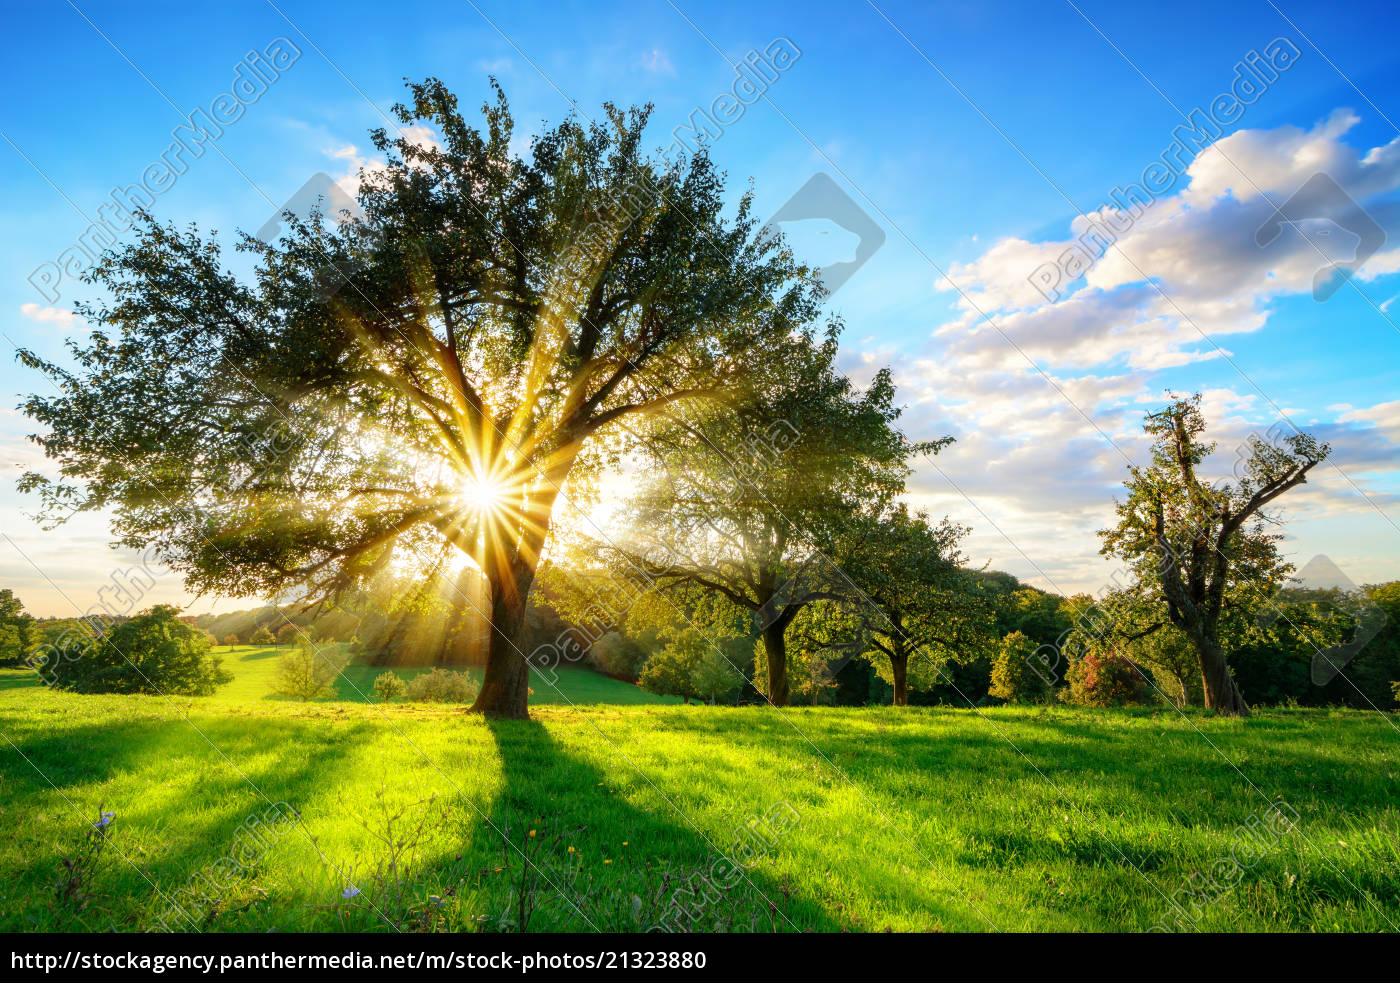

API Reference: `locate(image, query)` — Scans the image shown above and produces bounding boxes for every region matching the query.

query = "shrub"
[272,639,345,701]
[43,606,232,696]
[988,631,1053,703]
[0,589,35,668]
[250,626,275,646]
[587,631,648,681]
[638,631,705,702]
[1065,650,1149,707]
[691,645,743,704]
[0,622,29,668]
[373,671,407,702]
[404,668,478,703]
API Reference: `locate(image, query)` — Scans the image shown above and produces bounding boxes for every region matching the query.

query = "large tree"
[1099,395,1328,716]
[602,331,938,705]
[19,80,820,719]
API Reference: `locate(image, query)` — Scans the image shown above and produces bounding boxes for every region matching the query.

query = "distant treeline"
[190,573,577,670]
[8,571,1397,710]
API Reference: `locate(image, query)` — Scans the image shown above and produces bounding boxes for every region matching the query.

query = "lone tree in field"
[273,638,344,701]
[602,331,937,705]
[19,80,819,719]
[1100,395,1328,716]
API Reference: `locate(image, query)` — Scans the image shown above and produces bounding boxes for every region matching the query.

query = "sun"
[459,473,509,515]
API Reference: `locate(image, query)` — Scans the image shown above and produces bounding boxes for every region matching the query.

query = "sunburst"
[458,472,510,516]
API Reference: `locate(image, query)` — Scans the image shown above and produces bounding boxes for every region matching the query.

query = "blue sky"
[2,0,1398,616]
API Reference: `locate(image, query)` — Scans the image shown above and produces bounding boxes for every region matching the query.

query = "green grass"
[1,672,1397,932]
[206,644,680,707]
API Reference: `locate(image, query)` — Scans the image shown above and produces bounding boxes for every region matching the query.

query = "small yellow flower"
[604,859,612,865]
[622,841,628,846]
[528,829,536,838]
[567,846,575,854]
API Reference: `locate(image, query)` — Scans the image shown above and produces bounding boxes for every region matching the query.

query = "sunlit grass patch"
[0,683,1396,932]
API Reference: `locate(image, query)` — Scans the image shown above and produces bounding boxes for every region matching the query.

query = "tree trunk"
[469,557,537,720]
[1195,634,1249,717]
[890,650,909,706]
[762,621,790,707]
[465,450,577,720]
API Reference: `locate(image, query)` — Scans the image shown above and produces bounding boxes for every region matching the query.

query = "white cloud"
[330,124,442,197]
[1338,399,1400,445]
[889,109,1400,593]
[19,303,80,330]
[935,110,1400,373]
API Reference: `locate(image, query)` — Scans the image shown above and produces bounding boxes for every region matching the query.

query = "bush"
[0,589,35,668]
[587,631,648,681]
[373,671,407,702]
[272,639,345,701]
[988,631,1053,703]
[638,631,705,702]
[404,668,478,703]
[691,645,744,704]
[250,626,275,646]
[0,621,30,668]
[1065,651,1149,707]
[42,606,232,696]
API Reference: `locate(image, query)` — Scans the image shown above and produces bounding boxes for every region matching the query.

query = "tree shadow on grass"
[224,646,283,662]
[615,705,1400,928]
[477,717,847,933]
[654,706,1400,823]
[0,670,42,692]
[1,711,377,931]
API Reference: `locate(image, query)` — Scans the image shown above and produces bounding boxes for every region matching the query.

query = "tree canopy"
[19,79,821,718]
[1100,394,1329,715]
[0,589,35,668]
[597,328,939,705]
[842,503,995,706]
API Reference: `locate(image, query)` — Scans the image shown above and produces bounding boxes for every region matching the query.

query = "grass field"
[205,644,680,707]
[1,671,1397,933]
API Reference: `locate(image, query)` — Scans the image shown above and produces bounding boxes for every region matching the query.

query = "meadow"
[205,644,680,707]
[1,665,1396,933]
